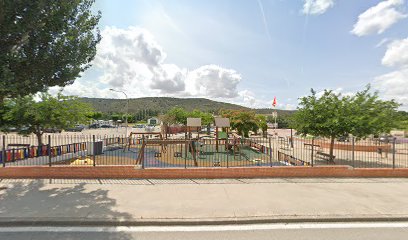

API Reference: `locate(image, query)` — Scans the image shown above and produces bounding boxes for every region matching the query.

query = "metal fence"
[0,134,407,168]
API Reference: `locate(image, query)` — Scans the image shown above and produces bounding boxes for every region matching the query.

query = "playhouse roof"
[187,118,202,127]
[214,117,230,127]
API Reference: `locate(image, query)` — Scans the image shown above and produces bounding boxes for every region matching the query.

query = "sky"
[51,0,408,110]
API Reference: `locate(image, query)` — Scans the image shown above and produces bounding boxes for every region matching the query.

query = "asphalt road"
[1,223,408,240]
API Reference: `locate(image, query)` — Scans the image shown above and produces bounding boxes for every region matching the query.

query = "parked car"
[337,136,350,142]
[5,127,17,132]
[100,124,114,128]
[379,135,394,143]
[89,123,100,129]
[43,127,62,133]
[65,125,85,132]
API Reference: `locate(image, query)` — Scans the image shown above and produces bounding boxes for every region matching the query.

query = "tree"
[256,115,268,136]
[267,115,291,129]
[4,93,93,145]
[163,107,188,125]
[88,111,103,120]
[221,110,258,137]
[291,87,400,162]
[0,0,101,102]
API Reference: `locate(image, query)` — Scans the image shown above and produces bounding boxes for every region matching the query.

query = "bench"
[304,143,320,148]
[316,152,335,163]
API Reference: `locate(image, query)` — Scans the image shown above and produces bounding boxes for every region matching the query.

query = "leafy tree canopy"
[161,107,215,126]
[291,86,400,160]
[221,110,260,137]
[3,93,93,145]
[0,0,101,101]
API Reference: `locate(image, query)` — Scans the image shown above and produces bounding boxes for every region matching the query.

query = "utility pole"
[110,89,129,137]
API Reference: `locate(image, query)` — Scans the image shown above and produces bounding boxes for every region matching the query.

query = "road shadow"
[0,180,134,240]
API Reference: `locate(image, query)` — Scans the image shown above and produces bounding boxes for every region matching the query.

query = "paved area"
[1,223,408,240]
[1,178,408,225]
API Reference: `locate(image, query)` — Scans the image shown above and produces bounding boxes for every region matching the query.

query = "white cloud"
[48,81,118,99]
[302,0,334,15]
[54,26,245,101]
[382,38,408,67]
[94,26,185,94]
[373,36,408,109]
[351,0,407,37]
[186,65,241,98]
[374,68,408,106]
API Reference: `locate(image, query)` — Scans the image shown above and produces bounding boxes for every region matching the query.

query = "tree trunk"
[207,123,210,135]
[36,132,43,146]
[329,136,335,163]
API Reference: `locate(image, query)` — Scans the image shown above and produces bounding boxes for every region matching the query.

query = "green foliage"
[189,109,214,126]
[291,86,400,160]
[0,0,101,100]
[87,111,103,120]
[292,87,400,139]
[221,110,258,137]
[164,107,188,125]
[110,114,121,122]
[3,93,93,145]
[266,115,291,129]
[160,107,215,126]
[122,114,135,123]
[395,111,408,132]
[81,97,254,115]
[256,115,268,135]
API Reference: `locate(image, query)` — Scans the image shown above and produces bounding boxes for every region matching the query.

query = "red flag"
[272,97,277,107]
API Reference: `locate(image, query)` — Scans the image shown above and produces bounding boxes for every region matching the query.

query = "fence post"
[141,136,145,169]
[352,137,355,168]
[269,137,273,167]
[392,137,396,169]
[48,135,52,167]
[93,135,96,167]
[2,135,6,167]
[226,141,229,168]
[184,139,188,169]
[311,138,314,167]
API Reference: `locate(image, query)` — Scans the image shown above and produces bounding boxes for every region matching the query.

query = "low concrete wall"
[0,166,407,179]
[297,138,391,152]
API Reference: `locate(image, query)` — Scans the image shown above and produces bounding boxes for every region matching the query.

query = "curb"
[2,216,408,227]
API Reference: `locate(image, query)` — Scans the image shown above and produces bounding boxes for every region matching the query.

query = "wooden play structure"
[186,118,202,139]
[214,117,230,152]
[226,133,241,155]
[126,131,163,153]
[185,118,202,166]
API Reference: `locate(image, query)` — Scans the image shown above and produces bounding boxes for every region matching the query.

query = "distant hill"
[80,97,295,116]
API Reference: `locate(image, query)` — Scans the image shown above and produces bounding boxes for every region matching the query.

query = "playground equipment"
[135,139,199,167]
[214,117,231,152]
[125,132,163,151]
[226,133,241,155]
[186,118,202,139]
[70,157,94,165]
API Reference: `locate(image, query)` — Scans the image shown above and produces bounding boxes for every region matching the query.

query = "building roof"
[214,117,230,127]
[187,118,202,127]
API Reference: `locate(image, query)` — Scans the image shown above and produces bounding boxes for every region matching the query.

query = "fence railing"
[0,134,407,168]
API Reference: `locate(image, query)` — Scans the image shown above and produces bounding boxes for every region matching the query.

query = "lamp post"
[110,89,129,137]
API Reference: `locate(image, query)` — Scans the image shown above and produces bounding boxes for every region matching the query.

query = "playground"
[0,117,407,168]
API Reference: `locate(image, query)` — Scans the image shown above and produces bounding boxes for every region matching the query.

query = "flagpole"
[272,97,277,136]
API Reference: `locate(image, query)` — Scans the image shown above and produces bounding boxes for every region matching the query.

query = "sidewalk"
[1,178,408,226]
